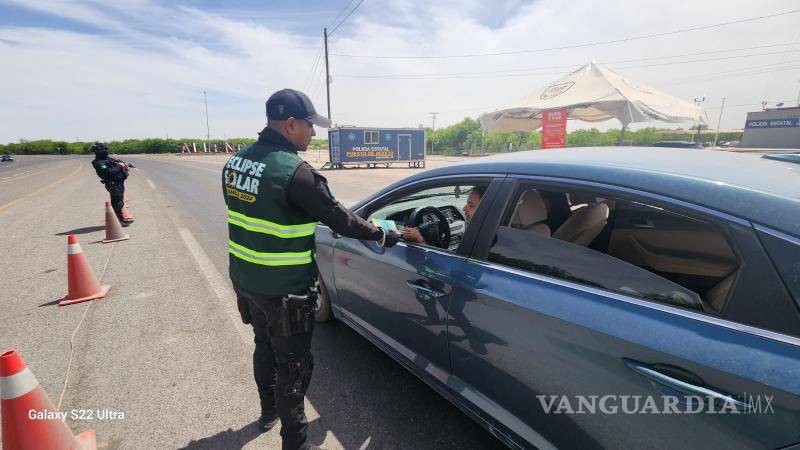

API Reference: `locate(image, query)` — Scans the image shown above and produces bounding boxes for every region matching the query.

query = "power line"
[328,0,365,37]
[660,60,800,86]
[304,41,325,91]
[332,9,800,59]
[335,46,800,79]
[328,0,358,29]
[309,56,328,103]
[618,49,800,70]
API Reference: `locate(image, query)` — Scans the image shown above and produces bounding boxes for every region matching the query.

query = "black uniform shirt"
[257,128,383,241]
[91,157,127,182]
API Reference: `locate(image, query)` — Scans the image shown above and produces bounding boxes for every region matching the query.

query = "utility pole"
[713,97,726,149]
[204,90,211,152]
[692,96,705,143]
[796,79,800,107]
[324,28,331,120]
[429,112,438,154]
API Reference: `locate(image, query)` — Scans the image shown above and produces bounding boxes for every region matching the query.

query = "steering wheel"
[446,206,465,222]
[408,206,451,248]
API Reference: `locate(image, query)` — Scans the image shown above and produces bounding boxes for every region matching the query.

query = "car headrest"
[511,190,548,228]
[569,192,598,206]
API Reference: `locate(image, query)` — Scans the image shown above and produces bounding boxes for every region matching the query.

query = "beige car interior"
[510,190,609,246]
[508,188,739,313]
[552,192,610,246]
[509,190,551,236]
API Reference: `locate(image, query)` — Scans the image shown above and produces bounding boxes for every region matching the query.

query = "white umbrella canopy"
[480,62,708,132]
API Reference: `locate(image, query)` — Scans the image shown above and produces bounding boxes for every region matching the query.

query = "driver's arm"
[401,227,426,244]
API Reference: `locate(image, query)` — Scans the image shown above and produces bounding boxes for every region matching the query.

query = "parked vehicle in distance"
[651,140,702,149]
[315,147,800,450]
[1,154,14,162]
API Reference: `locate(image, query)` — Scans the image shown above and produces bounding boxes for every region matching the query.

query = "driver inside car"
[402,186,485,245]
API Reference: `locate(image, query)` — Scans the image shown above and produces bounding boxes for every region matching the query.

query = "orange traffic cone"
[1,350,96,449]
[103,201,129,243]
[121,206,133,222]
[58,235,110,306]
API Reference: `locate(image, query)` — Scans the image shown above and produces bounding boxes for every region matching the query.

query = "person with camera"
[91,142,133,226]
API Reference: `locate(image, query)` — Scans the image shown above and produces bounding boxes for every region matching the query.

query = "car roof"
[393,147,800,237]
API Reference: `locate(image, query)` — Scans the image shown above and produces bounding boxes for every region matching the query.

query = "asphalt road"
[1,153,504,450]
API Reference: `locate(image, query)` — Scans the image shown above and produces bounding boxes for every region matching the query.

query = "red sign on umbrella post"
[541,108,568,149]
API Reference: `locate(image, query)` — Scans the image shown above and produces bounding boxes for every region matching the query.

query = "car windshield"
[396,186,464,203]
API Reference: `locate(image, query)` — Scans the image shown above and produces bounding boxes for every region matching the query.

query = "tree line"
[0,138,329,155]
[423,118,743,155]
[1,118,742,156]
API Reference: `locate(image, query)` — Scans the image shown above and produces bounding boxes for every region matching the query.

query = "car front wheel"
[315,277,333,322]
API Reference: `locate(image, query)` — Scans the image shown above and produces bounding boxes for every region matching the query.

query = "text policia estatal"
[224,155,266,203]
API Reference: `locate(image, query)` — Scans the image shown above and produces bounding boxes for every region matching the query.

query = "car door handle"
[632,219,655,229]
[623,359,751,411]
[406,281,446,299]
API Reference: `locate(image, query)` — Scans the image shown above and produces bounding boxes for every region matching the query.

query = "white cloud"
[1,0,799,142]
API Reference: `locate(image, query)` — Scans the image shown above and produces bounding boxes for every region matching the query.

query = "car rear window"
[757,228,800,311]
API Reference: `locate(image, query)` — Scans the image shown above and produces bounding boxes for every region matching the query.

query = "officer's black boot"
[253,324,279,432]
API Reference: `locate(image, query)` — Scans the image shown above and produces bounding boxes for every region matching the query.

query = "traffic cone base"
[102,236,129,243]
[121,206,133,221]
[75,429,97,449]
[58,284,111,306]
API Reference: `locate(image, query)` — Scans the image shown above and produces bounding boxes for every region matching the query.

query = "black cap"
[266,89,332,128]
[91,142,108,153]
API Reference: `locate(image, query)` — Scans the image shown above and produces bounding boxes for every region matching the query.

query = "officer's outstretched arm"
[288,163,398,246]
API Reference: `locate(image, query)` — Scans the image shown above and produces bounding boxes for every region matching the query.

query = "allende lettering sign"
[745,117,800,129]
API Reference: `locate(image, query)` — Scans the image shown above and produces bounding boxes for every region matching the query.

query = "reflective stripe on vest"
[227,209,316,238]
[228,240,313,266]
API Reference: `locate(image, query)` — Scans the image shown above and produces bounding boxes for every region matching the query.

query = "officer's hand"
[383,230,401,248]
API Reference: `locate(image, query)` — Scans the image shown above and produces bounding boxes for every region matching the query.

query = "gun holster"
[270,289,318,337]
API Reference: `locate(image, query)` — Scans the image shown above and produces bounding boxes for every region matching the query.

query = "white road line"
[177,227,251,347]
[156,159,221,174]
[146,178,156,189]
[176,226,339,445]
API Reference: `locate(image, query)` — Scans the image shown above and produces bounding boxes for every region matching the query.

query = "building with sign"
[325,126,426,169]
[741,107,800,149]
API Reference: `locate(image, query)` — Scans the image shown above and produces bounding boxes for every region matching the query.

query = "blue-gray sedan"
[314,147,800,450]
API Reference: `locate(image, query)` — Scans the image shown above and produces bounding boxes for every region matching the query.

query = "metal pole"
[204,90,211,151]
[429,112,437,154]
[324,28,331,120]
[796,79,800,107]
[692,96,705,143]
[713,97,726,149]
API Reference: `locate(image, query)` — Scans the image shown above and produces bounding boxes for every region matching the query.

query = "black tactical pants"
[234,285,314,450]
[104,181,125,220]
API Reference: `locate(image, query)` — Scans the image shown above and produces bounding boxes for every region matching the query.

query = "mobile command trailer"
[324,127,426,169]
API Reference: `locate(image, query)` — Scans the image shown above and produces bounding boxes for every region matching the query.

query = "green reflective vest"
[223,141,317,296]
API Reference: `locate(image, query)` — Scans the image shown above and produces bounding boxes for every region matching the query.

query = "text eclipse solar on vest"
[224,155,266,202]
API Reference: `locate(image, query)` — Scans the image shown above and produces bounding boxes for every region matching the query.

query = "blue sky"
[1,0,799,143]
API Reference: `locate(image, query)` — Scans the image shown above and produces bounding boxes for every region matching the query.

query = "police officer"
[91,142,133,226]
[223,89,400,450]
